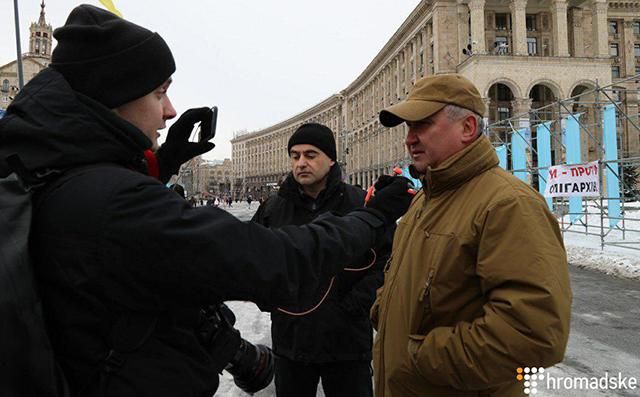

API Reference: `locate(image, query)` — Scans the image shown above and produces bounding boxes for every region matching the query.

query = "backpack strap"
[99,314,159,397]
[33,163,127,211]
[5,154,43,189]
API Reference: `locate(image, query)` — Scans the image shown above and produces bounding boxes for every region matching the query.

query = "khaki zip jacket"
[372,136,572,397]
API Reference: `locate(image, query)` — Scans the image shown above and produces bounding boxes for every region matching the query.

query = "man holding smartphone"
[0,5,414,396]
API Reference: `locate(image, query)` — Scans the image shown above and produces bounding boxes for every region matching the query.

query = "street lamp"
[13,0,25,89]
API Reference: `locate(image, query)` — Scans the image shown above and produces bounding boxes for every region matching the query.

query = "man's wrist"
[349,208,387,229]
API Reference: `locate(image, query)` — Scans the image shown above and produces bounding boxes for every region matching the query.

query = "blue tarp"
[536,121,553,210]
[603,104,621,228]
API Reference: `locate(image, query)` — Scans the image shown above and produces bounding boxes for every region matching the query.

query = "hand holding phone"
[156,107,217,182]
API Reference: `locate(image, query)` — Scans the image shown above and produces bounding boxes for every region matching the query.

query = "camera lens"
[226,339,275,393]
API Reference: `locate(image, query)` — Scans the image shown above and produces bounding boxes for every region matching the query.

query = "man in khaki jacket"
[371,74,572,397]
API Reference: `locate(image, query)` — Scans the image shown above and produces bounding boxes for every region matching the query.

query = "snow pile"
[565,245,640,279]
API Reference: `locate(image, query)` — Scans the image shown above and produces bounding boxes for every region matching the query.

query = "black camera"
[197,303,274,394]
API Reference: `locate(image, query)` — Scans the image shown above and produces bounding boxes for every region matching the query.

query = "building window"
[498,107,510,121]
[612,66,620,78]
[527,37,538,55]
[495,36,509,54]
[1,79,9,92]
[635,66,640,75]
[635,44,640,57]
[634,21,640,35]
[495,13,510,30]
[610,43,619,57]
[497,84,512,101]
[526,15,537,31]
[609,20,618,34]
[541,38,550,56]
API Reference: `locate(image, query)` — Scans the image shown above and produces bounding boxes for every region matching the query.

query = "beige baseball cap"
[379,74,486,127]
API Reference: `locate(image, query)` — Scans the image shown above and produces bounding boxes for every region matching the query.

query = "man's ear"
[460,115,479,144]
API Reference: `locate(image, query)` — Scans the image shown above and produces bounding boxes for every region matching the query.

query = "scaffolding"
[487,76,640,251]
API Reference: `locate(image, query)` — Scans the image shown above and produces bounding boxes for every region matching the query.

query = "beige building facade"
[176,158,234,199]
[206,158,233,197]
[231,0,636,192]
[1,1,52,110]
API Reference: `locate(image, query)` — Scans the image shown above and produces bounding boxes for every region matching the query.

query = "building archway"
[487,82,515,143]
[529,84,558,122]
[528,84,558,190]
[569,81,595,98]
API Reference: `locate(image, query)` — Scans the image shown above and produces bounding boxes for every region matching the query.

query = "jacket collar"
[421,135,499,198]
[279,163,343,208]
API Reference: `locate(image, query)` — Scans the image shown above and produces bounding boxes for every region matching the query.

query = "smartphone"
[199,106,218,142]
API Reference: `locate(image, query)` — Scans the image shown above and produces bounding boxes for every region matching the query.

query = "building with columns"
[232,0,637,192]
[0,1,52,110]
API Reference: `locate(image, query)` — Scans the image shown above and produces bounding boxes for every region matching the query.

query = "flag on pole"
[98,0,123,17]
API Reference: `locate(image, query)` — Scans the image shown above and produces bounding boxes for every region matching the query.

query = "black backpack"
[0,155,68,396]
[0,158,156,397]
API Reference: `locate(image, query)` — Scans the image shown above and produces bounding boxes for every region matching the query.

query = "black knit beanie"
[287,123,337,161]
[50,4,176,109]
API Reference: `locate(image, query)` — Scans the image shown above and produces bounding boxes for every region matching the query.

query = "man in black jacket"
[0,5,413,397]
[252,123,388,397]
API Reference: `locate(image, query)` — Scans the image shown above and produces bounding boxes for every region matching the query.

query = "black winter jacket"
[251,166,390,363]
[0,68,390,397]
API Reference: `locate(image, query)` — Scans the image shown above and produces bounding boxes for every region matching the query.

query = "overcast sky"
[1,0,421,160]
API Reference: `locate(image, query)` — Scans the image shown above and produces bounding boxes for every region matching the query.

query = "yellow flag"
[98,0,123,18]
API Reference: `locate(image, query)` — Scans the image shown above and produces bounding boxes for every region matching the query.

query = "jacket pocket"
[409,230,455,335]
[414,269,435,334]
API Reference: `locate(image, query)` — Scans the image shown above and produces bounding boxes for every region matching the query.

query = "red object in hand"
[364,185,375,204]
[364,167,416,204]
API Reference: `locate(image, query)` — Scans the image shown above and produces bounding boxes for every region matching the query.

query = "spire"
[29,0,52,58]
[38,1,46,26]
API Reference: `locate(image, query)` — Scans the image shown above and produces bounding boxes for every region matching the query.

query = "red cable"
[344,248,376,272]
[276,277,336,316]
[276,249,377,316]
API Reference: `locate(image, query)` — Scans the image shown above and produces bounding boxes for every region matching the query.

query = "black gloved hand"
[366,175,415,224]
[156,107,216,183]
